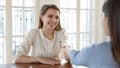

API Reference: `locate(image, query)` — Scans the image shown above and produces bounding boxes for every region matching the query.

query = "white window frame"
[3,0,40,64]
[59,0,106,50]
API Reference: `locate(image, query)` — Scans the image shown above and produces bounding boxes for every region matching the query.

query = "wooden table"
[0,62,73,68]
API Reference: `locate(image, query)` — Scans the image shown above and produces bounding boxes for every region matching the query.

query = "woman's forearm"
[15,55,39,63]
[15,55,60,65]
[36,57,60,65]
[63,46,70,61]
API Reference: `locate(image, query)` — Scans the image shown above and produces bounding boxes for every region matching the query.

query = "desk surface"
[0,62,73,68]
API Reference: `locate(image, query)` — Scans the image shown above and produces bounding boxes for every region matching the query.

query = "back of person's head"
[38,4,61,31]
[102,0,120,66]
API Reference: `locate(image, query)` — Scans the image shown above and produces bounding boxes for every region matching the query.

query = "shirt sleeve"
[14,29,37,61]
[70,46,93,66]
[60,28,69,47]
[59,28,70,59]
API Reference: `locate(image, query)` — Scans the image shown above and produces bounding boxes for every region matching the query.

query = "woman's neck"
[42,27,54,40]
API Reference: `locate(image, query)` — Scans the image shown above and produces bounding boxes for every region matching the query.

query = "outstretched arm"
[63,46,70,61]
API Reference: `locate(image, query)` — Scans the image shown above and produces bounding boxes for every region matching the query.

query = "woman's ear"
[102,17,109,35]
[40,15,43,21]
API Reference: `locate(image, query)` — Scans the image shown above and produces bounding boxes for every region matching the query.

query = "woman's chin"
[48,27,55,30]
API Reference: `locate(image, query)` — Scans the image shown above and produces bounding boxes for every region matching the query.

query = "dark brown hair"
[38,4,62,31]
[103,0,120,65]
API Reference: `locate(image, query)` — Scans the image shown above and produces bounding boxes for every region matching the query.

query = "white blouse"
[14,28,69,61]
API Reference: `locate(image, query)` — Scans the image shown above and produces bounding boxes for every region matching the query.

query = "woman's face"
[40,8,60,30]
[102,16,109,35]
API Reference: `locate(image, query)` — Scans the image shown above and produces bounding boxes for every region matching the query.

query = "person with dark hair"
[65,0,120,68]
[14,4,69,65]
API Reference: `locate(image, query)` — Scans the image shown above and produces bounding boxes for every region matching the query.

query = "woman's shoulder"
[25,28,41,37]
[55,28,66,34]
[29,28,39,32]
[28,28,40,34]
[55,28,67,37]
[84,41,111,52]
[94,41,111,48]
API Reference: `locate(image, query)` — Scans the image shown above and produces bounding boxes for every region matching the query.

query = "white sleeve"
[60,28,69,47]
[59,28,70,59]
[14,29,37,61]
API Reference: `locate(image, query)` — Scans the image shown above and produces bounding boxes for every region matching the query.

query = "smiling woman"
[14,4,69,65]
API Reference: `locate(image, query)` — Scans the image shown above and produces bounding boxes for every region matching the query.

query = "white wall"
[40,0,59,8]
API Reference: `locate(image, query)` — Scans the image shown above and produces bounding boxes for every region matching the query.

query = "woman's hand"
[36,57,61,65]
[63,46,70,61]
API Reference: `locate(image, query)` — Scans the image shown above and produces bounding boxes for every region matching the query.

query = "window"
[0,0,5,64]
[60,0,94,49]
[12,0,35,63]
[0,0,39,64]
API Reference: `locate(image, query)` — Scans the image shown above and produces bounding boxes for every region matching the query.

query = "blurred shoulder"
[28,28,40,33]
[94,41,111,48]
[56,28,66,33]
[86,41,111,52]
[26,28,40,36]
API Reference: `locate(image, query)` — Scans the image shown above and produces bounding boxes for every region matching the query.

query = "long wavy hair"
[38,4,62,31]
[103,0,120,66]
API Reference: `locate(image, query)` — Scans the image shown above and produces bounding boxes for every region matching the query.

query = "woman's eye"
[48,15,53,18]
[56,16,59,19]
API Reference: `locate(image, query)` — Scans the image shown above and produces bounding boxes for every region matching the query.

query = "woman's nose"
[51,17,56,23]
